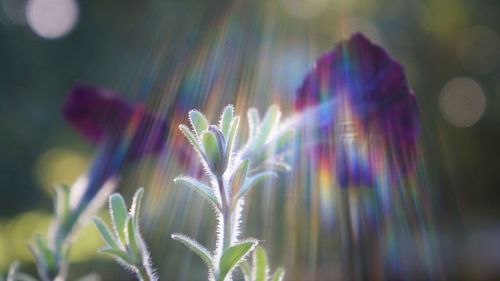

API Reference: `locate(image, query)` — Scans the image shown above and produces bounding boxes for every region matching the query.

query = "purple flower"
[62,84,168,202]
[295,33,419,188]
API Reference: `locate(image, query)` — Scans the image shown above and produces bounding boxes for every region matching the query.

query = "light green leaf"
[202,130,222,173]
[130,188,144,229]
[218,240,258,281]
[54,184,70,222]
[189,110,210,138]
[225,117,240,159]
[33,234,55,270]
[179,124,205,161]
[247,108,260,139]
[252,105,281,150]
[27,243,46,273]
[231,160,249,200]
[99,247,131,264]
[11,273,38,281]
[240,260,252,281]
[171,233,213,269]
[252,246,268,281]
[252,161,291,174]
[272,129,295,154]
[174,176,221,210]
[271,268,285,281]
[93,217,120,250]
[235,172,277,202]
[109,194,128,243]
[219,105,234,138]
[7,261,20,281]
[125,217,139,264]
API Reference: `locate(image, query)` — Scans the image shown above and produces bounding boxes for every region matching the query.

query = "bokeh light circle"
[457,25,500,75]
[35,147,88,193]
[280,0,330,20]
[439,77,486,128]
[25,0,78,39]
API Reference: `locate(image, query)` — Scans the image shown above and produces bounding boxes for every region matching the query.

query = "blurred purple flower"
[295,33,419,188]
[63,84,168,202]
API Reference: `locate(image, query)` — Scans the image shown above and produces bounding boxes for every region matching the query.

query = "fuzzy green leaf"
[7,260,20,281]
[179,124,205,161]
[174,176,221,210]
[202,130,222,173]
[231,159,249,201]
[219,105,234,138]
[253,246,268,281]
[27,243,47,273]
[172,234,213,269]
[34,234,55,270]
[225,117,240,159]
[218,240,258,281]
[109,194,128,243]
[247,108,260,139]
[252,105,280,150]
[93,217,120,250]
[125,217,140,264]
[235,172,277,202]
[99,247,132,264]
[240,261,252,281]
[130,188,144,229]
[54,184,70,222]
[271,268,285,281]
[189,110,210,138]
[272,129,295,154]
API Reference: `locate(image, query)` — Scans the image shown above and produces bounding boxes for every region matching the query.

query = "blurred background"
[1,0,500,280]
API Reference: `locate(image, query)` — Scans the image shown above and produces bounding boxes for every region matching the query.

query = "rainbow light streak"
[104,1,446,279]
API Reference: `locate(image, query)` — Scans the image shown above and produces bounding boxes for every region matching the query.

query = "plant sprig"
[93,188,156,281]
[172,104,291,281]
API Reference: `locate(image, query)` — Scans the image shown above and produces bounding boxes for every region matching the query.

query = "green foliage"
[173,105,291,281]
[217,240,258,281]
[174,176,222,211]
[239,246,285,281]
[93,188,156,281]
[171,234,214,270]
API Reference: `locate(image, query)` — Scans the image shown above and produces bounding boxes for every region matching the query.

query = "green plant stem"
[216,175,233,252]
[137,266,150,281]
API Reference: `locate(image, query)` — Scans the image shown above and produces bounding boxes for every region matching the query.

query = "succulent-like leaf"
[54,184,70,222]
[27,244,47,276]
[219,105,234,138]
[252,246,268,281]
[272,129,295,154]
[247,108,260,139]
[174,176,221,210]
[225,117,240,160]
[34,234,55,270]
[217,240,258,281]
[252,105,280,150]
[189,110,210,138]
[231,159,249,198]
[109,194,128,243]
[235,172,277,202]
[99,247,132,264]
[93,217,120,250]
[7,261,20,281]
[179,124,206,161]
[271,268,285,281]
[240,261,252,281]
[202,130,223,173]
[125,217,140,264]
[171,234,213,269]
[130,188,144,229]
